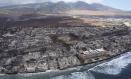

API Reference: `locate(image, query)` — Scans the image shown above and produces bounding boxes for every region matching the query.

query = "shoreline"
[0,51,130,78]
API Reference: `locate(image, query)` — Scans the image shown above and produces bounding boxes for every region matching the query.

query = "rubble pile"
[0,17,131,74]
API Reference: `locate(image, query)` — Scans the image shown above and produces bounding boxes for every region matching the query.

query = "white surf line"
[88,52,131,75]
[52,71,95,79]
[17,67,81,77]
[1,51,130,77]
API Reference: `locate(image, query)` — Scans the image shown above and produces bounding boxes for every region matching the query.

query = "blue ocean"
[0,52,131,79]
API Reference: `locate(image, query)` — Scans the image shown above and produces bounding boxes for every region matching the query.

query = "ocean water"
[52,52,131,79]
[0,52,131,79]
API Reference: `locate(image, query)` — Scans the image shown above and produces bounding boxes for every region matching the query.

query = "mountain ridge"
[0,1,130,16]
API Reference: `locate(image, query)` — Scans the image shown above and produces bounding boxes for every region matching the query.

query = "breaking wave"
[0,52,131,79]
[90,52,131,75]
[52,52,131,79]
[52,72,95,79]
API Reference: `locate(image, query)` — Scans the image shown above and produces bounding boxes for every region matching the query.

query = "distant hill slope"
[0,1,130,16]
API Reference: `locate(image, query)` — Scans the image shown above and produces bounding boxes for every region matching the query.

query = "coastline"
[0,51,130,78]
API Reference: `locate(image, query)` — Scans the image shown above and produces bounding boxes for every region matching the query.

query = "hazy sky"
[0,0,130,11]
[0,0,104,4]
